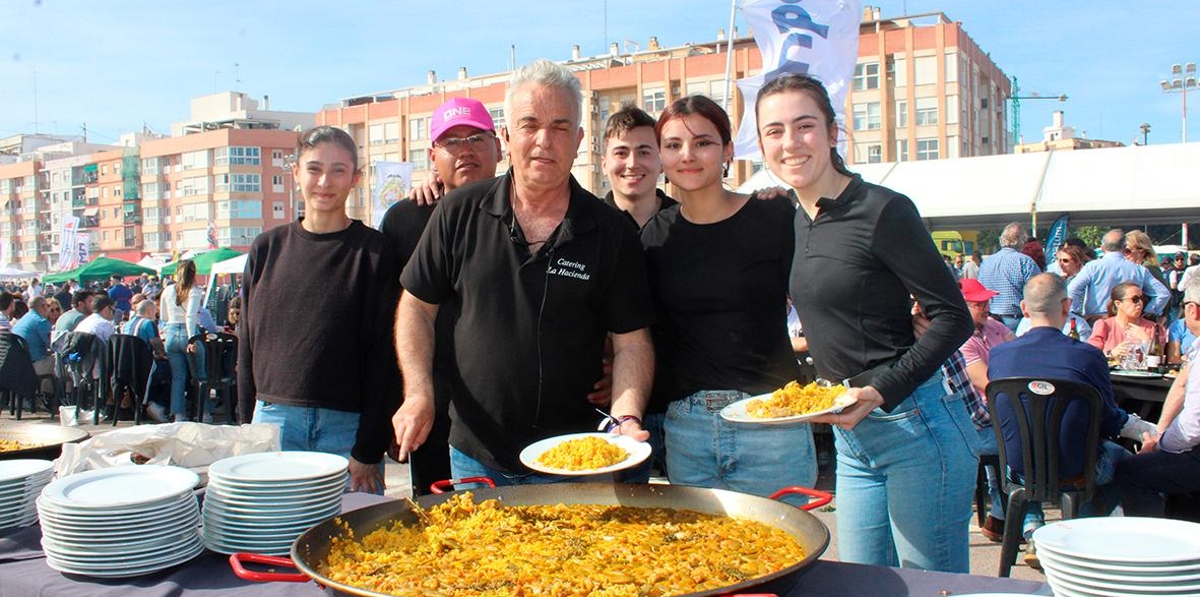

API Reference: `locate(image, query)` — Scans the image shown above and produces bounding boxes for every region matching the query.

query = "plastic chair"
[186,332,238,423]
[57,331,109,425]
[0,333,43,420]
[986,377,1103,577]
[108,334,156,426]
[974,452,1001,528]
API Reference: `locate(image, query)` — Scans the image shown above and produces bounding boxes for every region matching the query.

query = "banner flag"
[371,161,413,229]
[57,215,80,271]
[733,0,862,160]
[1044,214,1070,263]
[206,221,218,249]
[75,233,90,265]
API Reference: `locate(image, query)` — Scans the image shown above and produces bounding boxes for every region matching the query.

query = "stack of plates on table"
[0,460,54,530]
[1034,517,1200,597]
[37,466,202,578]
[202,451,348,555]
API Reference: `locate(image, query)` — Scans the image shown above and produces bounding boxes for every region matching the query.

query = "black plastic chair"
[0,333,42,420]
[57,331,109,425]
[108,334,156,426]
[986,377,1103,577]
[186,332,238,423]
[974,452,1001,528]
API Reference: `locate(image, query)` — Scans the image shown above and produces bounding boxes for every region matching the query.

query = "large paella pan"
[0,422,89,461]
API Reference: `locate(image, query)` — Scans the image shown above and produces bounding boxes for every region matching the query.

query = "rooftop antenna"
[235,63,242,93]
[33,67,39,134]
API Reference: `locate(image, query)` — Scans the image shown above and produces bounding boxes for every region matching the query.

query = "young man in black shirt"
[600,105,676,231]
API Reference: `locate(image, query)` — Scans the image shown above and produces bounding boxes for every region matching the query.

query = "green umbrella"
[160,248,245,276]
[43,256,157,284]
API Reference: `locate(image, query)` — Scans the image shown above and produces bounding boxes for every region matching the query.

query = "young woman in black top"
[641,95,816,503]
[755,74,977,572]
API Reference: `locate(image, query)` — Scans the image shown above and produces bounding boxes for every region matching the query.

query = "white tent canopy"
[0,265,43,280]
[209,254,247,276]
[739,142,1200,228]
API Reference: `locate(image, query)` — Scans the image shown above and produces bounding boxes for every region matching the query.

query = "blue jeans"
[163,323,206,419]
[1019,440,1129,538]
[833,372,980,572]
[664,390,817,508]
[448,446,612,487]
[252,400,382,494]
[977,425,1005,519]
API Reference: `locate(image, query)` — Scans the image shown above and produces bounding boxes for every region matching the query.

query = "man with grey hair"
[979,222,1041,332]
[392,59,655,484]
[1068,228,1169,322]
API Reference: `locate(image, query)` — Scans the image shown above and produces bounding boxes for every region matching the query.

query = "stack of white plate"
[202,451,348,555]
[37,466,202,578]
[0,460,54,530]
[1034,517,1200,597]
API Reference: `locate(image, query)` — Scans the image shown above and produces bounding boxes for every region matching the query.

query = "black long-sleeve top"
[237,220,401,464]
[790,176,972,410]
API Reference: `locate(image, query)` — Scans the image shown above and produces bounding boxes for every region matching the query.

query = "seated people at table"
[12,296,55,382]
[955,279,1014,541]
[122,299,159,344]
[1087,282,1166,361]
[989,274,1150,565]
[640,95,816,502]
[74,296,117,345]
[1068,229,1170,323]
[1168,316,1198,365]
[240,125,401,494]
[55,290,92,336]
[121,296,171,423]
[1014,309,1091,339]
[1114,283,1200,516]
[0,292,13,333]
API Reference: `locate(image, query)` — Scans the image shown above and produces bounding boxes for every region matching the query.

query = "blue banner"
[1044,214,1070,262]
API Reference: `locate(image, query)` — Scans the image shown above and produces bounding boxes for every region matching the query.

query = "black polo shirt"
[401,171,654,472]
[790,175,972,410]
[602,188,679,231]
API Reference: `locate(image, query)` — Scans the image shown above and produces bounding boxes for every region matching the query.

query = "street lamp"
[1160,62,1196,143]
[278,154,297,222]
[1140,122,1151,145]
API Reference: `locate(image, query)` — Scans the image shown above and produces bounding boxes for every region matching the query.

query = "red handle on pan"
[429,476,497,494]
[229,552,310,583]
[768,486,833,511]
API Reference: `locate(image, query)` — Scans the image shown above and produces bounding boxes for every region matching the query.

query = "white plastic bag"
[56,422,281,478]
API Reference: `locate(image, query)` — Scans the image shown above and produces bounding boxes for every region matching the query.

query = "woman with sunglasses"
[1088,281,1165,359]
[1054,244,1089,284]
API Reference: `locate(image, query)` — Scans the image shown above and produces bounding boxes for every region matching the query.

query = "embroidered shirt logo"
[548,258,591,281]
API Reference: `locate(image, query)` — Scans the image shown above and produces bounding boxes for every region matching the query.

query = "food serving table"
[0,492,1050,597]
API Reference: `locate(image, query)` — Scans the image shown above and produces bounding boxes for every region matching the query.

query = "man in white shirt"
[1115,280,1200,516]
[75,296,117,345]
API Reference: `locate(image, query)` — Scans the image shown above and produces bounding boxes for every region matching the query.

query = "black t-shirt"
[379,199,436,270]
[641,195,800,406]
[790,176,972,409]
[602,189,678,231]
[401,171,655,472]
[236,220,401,464]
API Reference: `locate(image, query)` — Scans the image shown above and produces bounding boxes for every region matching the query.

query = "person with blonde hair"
[1125,230,1165,284]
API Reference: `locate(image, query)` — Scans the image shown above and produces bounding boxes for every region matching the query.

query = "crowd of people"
[2,271,239,423]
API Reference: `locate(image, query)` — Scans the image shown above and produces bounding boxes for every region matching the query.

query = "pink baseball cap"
[429,97,495,142]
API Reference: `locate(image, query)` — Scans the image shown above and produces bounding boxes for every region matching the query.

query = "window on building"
[915,97,939,126]
[914,56,937,86]
[642,87,667,114]
[214,146,261,166]
[895,100,908,128]
[488,108,505,132]
[947,95,960,125]
[945,53,958,83]
[273,202,284,219]
[853,62,880,91]
[408,149,428,171]
[177,176,210,197]
[215,173,262,193]
[271,174,284,192]
[181,150,210,170]
[852,102,881,131]
[272,150,283,160]
[383,122,400,143]
[916,138,939,161]
[215,200,263,219]
[896,139,909,162]
[141,182,161,200]
[409,117,428,141]
[369,123,385,145]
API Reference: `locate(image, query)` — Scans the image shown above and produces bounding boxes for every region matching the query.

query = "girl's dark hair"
[1106,281,1141,318]
[175,259,197,307]
[754,73,853,177]
[655,95,733,147]
[297,125,358,171]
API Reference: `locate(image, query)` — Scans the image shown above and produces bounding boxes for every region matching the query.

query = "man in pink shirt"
[958,277,1015,541]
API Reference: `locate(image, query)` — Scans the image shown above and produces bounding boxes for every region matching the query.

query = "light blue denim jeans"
[832,372,980,572]
[252,400,382,494]
[163,323,206,419]
[664,390,818,508]
[977,425,1005,519]
[448,446,613,487]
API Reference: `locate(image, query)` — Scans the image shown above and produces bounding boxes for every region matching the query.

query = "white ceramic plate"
[40,466,199,509]
[45,538,204,577]
[0,459,54,482]
[208,452,348,483]
[37,492,197,520]
[204,499,339,520]
[41,528,200,557]
[205,480,345,503]
[519,433,651,476]
[42,515,199,544]
[202,525,305,546]
[1035,517,1200,565]
[0,510,39,530]
[202,536,293,556]
[1038,547,1200,581]
[1045,568,1200,597]
[1110,370,1163,379]
[720,392,856,425]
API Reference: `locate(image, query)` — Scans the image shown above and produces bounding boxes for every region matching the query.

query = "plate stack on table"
[202,451,347,556]
[1034,517,1200,597]
[36,465,203,578]
[0,460,54,530]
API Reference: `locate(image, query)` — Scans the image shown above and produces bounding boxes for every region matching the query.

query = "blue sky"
[3,0,1198,148]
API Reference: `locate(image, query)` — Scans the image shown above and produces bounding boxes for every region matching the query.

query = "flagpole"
[722,0,738,111]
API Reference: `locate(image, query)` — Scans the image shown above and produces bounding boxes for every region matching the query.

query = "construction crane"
[1010,76,1068,144]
